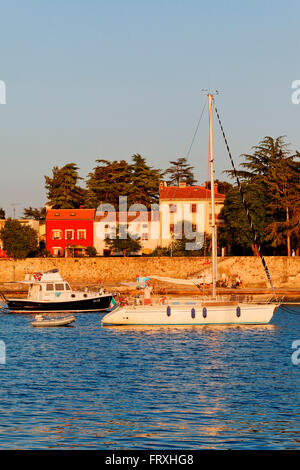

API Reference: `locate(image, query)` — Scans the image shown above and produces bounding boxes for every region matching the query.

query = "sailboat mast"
[208,93,217,299]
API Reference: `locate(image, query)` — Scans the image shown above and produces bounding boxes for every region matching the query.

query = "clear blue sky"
[0,0,299,217]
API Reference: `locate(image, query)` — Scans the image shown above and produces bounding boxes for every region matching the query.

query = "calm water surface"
[0,304,300,449]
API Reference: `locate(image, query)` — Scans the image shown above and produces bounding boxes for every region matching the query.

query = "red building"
[46,209,95,257]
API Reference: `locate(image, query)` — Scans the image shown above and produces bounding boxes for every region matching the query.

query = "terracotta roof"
[46,209,96,220]
[159,185,225,201]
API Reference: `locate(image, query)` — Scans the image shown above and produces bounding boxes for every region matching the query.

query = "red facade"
[46,209,95,256]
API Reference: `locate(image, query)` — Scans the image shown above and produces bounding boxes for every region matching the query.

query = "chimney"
[178,181,186,188]
[159,181,167,190]
[214,183,218,193]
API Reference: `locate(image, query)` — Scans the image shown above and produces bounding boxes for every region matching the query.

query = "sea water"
[0,305,300,450]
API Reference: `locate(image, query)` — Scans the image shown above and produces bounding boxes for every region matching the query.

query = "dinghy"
[31,314,76,327]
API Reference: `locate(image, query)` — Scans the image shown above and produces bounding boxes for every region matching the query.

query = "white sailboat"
[102,94,279,326]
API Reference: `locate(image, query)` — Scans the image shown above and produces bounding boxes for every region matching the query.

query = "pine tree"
[234,136,300,255]
[45,163,86,209]
[85,159,132,208]
[218,184,273,255]
[23,207,46,220]
[85,155,160,209]
[128,154,160,208]
[164,157,196,186]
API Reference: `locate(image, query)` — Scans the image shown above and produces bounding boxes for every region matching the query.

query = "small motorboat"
[31,314,76,327]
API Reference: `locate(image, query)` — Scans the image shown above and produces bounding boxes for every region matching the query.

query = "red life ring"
[119,297,129,306]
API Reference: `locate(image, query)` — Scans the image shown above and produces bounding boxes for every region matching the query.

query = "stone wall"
[0,256,300,288]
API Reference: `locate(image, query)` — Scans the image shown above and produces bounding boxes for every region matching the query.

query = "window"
[169,204,177,213]
[46,284,54,291]
[65,284,71,290]
[65,230,74,240]
[191,204,197,213]
[52,230,62,240]
[55,283,65,291]
[142,233,148,240]
[77,229,86,240]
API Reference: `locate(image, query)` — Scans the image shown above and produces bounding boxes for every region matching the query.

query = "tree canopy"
[163,157,197,186]
[0,218,38,259]
[222,136,300,255]
[104,226,142,257]
[45,163,86,209]
[85,154,160,209]
[23,206,46,220]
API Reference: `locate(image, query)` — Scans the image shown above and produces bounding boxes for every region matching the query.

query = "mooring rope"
[213,101,277,299]
[280,304,300,315]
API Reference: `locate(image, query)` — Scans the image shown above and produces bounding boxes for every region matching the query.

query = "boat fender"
[191,308,196,319]
[167,306,171,317]
[236,306,241,317]
[203,307,207,318]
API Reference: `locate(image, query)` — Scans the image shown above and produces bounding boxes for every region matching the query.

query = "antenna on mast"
[11,203,21,219]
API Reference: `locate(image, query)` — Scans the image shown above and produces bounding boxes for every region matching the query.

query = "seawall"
[0,256,300,289]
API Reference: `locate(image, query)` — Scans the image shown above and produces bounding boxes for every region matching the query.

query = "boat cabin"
[23,269,96,302]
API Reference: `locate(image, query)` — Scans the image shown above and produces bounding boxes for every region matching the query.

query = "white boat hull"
[102,303,278,326]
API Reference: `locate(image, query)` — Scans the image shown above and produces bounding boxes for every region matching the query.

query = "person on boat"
[143,280,152,305]
[235,275,242,288]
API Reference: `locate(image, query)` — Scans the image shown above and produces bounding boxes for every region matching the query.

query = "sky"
[0,0,299,218]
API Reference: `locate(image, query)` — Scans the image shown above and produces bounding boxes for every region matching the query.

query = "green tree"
[225,136,300,255]
[128,154,160,207]
[164,157,196,186]
[218,184,274,255]
[104,227,142,257]
[263,152,300,255]
[0,218,38,259]
[85,159,132,208]
[86,246,97,257]
[205,179,233,195]
[85,155,160,209]
[45,163,86,209]
[23,206,46,220]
